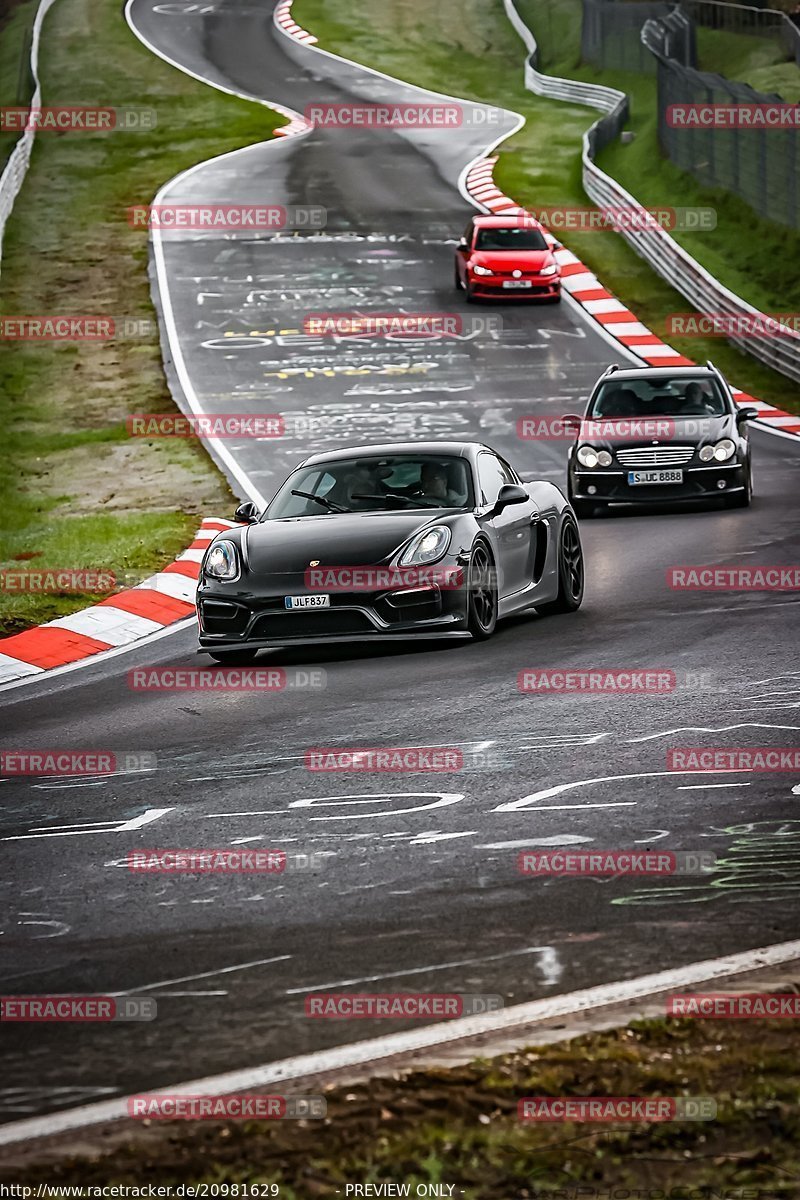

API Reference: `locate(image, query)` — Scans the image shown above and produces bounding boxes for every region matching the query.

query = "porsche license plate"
[284,594,331,609]
[627,470,683,486]
[502,280,532,289]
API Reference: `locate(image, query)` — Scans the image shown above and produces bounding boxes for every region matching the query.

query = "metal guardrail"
[0,0,58,272]
[503,0,800,385]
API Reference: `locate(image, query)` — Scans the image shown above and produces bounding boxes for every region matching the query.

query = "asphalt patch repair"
[1,1015,798,1197]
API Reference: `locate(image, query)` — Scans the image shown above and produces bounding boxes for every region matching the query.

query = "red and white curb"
[464,158,800,438]
[0,518,235,686]
[270,101,312,138]
[275,0,317,45]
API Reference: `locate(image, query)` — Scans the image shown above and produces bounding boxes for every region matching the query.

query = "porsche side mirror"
[234,501,260,524]
[735,406,759,424]
[493,484,529,515]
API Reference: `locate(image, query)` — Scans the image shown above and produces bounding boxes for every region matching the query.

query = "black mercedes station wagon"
[565,363,758,516]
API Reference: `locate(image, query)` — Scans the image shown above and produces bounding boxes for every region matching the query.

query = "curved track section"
[1,0,799,1128]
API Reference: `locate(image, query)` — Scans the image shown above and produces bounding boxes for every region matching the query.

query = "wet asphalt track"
[0,0,799,1124]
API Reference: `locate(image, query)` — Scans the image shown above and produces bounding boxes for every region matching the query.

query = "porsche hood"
[239,511,453,575]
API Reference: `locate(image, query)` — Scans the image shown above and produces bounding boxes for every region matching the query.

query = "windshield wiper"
[351,492,441,508]
[290,489,345,513]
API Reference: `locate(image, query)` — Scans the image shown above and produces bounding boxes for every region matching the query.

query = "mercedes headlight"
[699,439,735,462]
[539,263,558,276]
[204,539,240,581]
[576,445,611,468]
[399,526,451,566]
[472,264,493,276]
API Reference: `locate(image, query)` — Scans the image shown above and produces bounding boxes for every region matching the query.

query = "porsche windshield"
[589,376,728,418]
[266,455,474,518]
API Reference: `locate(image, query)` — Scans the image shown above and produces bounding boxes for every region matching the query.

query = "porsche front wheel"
[467,542,498,639]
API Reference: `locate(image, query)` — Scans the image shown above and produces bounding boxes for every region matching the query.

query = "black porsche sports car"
[196,441,583,661]
[565,363,758,517]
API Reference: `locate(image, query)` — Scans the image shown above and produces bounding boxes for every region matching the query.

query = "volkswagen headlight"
[204,539,240,581]
[472,264,493,276]
[399,526,451,566]
[539,263,558,277]
[699,439,735,462]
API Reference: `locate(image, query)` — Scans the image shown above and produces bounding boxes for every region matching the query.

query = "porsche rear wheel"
[467,542,498,639]
[537,517,584,615]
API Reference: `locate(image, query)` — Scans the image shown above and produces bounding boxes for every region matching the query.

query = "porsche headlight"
[204,539,239,581]
[399,526,451,566]
[539,263,558,277]
[472,264,493,276]
[577,445,599,468]
[699,439,735,463]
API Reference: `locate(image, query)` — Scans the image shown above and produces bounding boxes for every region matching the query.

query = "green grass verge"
[696,26,800,101]
[292,0,800,416]
[0,0,288,637]
[0,0,37,171]
[8,1018,798,1194]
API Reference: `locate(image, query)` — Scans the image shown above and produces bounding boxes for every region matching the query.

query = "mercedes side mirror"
[234,501,260,524]
[736,406,759,424]
[562,413,582,431]
[493,484,529,515]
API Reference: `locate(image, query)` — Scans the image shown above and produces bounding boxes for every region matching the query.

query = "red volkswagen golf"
[454,214,561,302]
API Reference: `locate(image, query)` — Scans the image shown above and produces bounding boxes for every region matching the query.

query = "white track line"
[2,938,798,1147]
